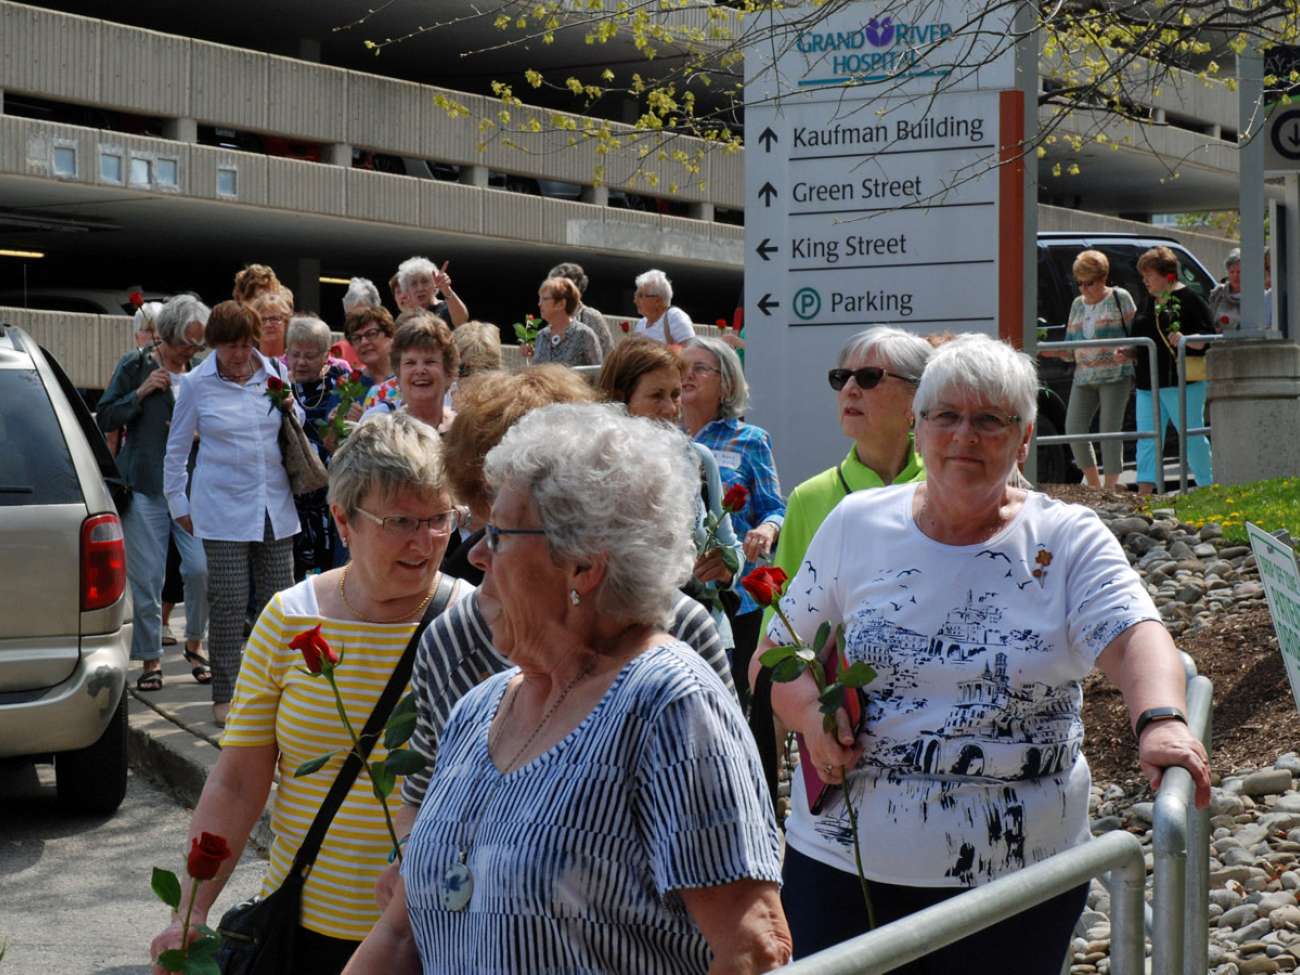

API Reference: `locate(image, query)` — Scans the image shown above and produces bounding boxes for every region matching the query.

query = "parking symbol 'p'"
[793,287,822,321]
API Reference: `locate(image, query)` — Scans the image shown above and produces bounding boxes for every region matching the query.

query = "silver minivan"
[0,323,132,813]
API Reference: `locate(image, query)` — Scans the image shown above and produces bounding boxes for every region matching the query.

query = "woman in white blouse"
[631,268,696,345]
[164,300,300,727]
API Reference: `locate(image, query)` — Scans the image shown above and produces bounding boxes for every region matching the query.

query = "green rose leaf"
[813,621,831,656]
[156,948,188,972]
[151,867,182,911]
[186,935,220,960]
[370,759,396,799]
[720,546,741,574]
[759,644,798,667]
[795,646,815,664]
[293,752,336,778]
[818,684,845,716]
[770,656,806,683]
[383,748,428,777]
[182,951,222,975]
[838,661,878,689]
[384,696,419,749]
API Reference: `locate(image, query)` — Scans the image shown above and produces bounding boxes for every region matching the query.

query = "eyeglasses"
[633,291,661,301]
[919,409,1021,435]
[827,366,919,391]
[686,363,721,378]
[354,506,462,536]
[483,523,548,553]
[351,327,386,344]
[1075,277,1103,288]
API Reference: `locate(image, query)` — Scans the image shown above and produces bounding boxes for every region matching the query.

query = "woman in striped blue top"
[344,404,790,974]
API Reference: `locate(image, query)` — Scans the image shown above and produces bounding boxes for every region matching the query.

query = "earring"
[569,589,581,607]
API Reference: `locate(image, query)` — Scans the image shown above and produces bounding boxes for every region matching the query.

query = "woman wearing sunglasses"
[762,327,932,640]
[754,334,1210,974]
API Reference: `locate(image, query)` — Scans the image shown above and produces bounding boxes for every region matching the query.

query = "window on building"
[216,166,238,197]
[156,158,178,187]
[129,157,152,187]
[51,145,77,178]
[99,150,124,184]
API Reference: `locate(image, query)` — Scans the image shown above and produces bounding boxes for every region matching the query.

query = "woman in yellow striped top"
[150,412,469,975]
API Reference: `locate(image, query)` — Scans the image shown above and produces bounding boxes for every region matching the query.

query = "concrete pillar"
[460,164,489,188]
[287,257,322,315]
[323,143,352,167]
[580,185,609,206]
[1205,340,1300,484]
[163,117,198,143]
[687,201,714,222]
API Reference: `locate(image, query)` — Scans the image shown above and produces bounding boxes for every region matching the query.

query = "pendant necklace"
[439,658,594,912]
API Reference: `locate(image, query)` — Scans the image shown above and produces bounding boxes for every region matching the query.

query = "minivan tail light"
[81,513,126,611]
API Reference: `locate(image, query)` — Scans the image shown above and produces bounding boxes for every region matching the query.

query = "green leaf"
[795,646,815,664]
[293,752,336,778]
[186,935,220,960]
[835,625,846,659]
[813,620,831,656]
[759,644,797,668]
[383,711,417,750]
[151,867,181,911]
[818,684,845,716]
[157,948,188,972]
[720,546,741,574]
[370,759,396,799]
[182,952,222,975]
[838,661,878,689]
[383,748,429,777]
[770,656,806,683]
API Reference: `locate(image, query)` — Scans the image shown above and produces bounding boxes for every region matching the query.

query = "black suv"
[1033,232,1217,483]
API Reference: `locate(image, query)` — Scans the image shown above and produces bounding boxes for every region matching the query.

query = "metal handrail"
[1175,334,1228,493]
[1150,666,1213,975]
[773,830,1148,975]
[1036,337,1163,493]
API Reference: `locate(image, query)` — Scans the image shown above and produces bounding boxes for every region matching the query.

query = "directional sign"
[743,2,1028,485]
[1266,107,1300,172]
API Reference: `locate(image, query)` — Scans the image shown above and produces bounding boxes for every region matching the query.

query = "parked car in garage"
[0,323,132,814]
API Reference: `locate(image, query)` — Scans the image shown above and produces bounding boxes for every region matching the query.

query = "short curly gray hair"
[683,336,749,419]
[397,256,437,291]
[342,277,381,313]
[328,411,449,515]
[286,315,331,354]
[156,295,210,346]
[484,403,698,628]
[634,268,673,305]
[914,333,1038,427]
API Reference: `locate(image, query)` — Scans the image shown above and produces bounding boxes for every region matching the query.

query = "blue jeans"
[123,491,208,662]
[1135,384,1213,487]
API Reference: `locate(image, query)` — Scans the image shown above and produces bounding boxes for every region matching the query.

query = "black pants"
[782,846,1087,974]
[293,927,358,975]
[726,606,763,708]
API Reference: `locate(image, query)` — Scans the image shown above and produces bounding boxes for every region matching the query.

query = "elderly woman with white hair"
[151,413,471,975]
[345,403,790,975]
[682,336,785,703]
[98,294,211,690]
[342,276,382,315]
[397,256,469,327]
[287,314,352,577]
[632,268,696,345]
[755,333,1211,973]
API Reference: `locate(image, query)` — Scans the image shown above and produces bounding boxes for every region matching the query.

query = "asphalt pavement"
[0,765,264,974]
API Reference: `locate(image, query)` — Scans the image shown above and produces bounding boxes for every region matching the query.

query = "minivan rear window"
[0,370,82,505]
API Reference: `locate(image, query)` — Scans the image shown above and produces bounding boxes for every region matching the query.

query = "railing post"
[1110,835,1148,975]
[1146,337,1163,494]
[1178,340,1189,494]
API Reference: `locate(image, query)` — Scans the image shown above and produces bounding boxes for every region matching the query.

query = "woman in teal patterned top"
[1060,249,1137,490]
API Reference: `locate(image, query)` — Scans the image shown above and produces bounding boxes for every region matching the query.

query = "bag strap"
[288,572,457,876]
[663,311,673,345]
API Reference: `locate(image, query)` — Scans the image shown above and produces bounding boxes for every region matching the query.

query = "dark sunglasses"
[827,366,919,391]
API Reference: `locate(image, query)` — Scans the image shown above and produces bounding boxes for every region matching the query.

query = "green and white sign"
[1247,522,1300,715]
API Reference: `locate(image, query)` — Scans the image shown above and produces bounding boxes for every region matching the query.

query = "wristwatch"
[1134,707,1187,740]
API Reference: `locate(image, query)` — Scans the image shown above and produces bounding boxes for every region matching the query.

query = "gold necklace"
[337,565,437,624]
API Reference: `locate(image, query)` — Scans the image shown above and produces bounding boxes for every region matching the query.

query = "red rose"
[742,566,788,607]
[1166,273,1177,283]
[349,370,364,384]
[290,624,338,674]
[1219,316,1230,326]
[128,291,145,309]
[721,484,749,513]
[716,318,729,330]
[620,321,630,333]
[266,376,285,392]
[186,832,232,881]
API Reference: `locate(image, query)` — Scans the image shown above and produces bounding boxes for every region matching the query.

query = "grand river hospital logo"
[863,17,895,47]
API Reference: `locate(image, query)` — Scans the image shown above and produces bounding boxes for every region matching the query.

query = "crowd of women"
[131,247,1215,975]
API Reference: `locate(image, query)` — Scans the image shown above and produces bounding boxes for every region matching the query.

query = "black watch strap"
[1134,706,1187,740]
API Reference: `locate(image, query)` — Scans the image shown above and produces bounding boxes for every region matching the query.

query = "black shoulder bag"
[215,573,456,974]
